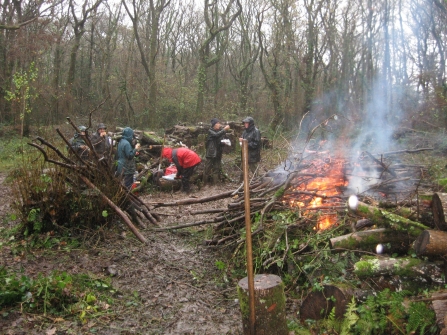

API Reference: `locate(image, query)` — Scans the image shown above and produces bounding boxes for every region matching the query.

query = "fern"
[406,301,436,335]
[340,297,359,335]
[320,307,342,333]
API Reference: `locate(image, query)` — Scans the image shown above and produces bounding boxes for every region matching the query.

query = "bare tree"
[123,0,171,126]
[257,0,299,130]
[195,0,242,118]
[66,0,103,114]
[226,0,259,114]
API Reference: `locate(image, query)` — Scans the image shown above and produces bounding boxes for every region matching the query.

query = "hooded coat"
[116,127,138,175]
[162,147,201,172]
[241,117,261,163]
[68,132,89,159]
[205,127,227,159]
[91,132,111,156]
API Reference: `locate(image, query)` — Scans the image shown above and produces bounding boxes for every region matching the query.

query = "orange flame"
[283,158,347,230]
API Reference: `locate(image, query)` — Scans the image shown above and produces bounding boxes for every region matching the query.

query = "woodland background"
[1,0,447,136]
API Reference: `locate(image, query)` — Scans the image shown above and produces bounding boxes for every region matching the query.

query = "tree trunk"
[353,256,443,283]
[413,230,447,256]
[432,192,447,231]
[330,228,413,252]
[237,274,288,335]
[299,284,354,321]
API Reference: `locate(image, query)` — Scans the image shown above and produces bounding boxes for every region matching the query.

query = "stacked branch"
[152,141,433,252]
[22,115,159,243]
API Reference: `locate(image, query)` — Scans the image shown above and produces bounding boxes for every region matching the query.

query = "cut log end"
[299,285,353,321]
[432,193,447,231]
[237,274,288,335]
[414,229,447,257]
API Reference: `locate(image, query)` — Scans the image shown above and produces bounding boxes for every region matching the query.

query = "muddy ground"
[1,129,443,334]
[0,161,299,334]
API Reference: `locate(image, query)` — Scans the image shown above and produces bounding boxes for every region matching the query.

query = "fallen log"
[350,201,430,237]
[432,192,447,231]
[413,230,447,256]
[353,256,443,283]
[330,228,413,252]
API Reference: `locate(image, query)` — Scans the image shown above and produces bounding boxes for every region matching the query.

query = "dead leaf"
[46,327,57,335]
[267,303,277,312]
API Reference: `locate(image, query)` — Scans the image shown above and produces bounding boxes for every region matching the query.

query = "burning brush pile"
[156,139,436,246]
[279,146,435,231]
[156,138,447,329]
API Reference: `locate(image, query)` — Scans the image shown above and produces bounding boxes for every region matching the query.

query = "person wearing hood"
[239,116,261,179]
[116,127,140,189]
[68,125,90,160]
[204,118,230,185]
[91,122,111,159]
[162,147,201,193]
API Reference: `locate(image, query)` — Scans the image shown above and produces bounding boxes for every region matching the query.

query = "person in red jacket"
[162,147,201,193]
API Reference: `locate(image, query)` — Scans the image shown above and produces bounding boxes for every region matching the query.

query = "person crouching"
[162,147,201,194]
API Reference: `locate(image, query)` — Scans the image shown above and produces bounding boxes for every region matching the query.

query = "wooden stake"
[242,139,256,335]
[158,134,166,171]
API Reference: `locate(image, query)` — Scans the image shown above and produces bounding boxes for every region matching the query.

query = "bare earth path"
[0,173,246,334]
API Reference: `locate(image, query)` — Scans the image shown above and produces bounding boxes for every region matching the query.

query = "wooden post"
[158,134,166,171]
[238,274,288,335]
[242,139,256,335]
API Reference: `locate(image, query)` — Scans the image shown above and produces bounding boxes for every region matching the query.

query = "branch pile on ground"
[153,146,434,249]
[18,118,158,243]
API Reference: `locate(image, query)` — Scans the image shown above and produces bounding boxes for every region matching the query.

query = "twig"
[151,217,225,231]
[147,190,234,208]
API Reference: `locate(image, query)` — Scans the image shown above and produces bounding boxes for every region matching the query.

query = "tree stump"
[299,285,354,321]
[237,274,287,335]
[414,230,447,256]
[432,193,447,231]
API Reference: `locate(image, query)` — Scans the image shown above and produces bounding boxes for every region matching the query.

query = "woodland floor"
[1,129,445,334]
[0,155,301,334]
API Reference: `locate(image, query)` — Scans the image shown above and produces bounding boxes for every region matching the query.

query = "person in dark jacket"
[68,125,90,160]
[162,147,201,193]
[204,118,230,185]
[239,116,261,180]
[91,123,111,160]
[116,127,140,190]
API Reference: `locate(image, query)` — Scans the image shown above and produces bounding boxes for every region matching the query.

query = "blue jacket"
[116,127,137,175]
